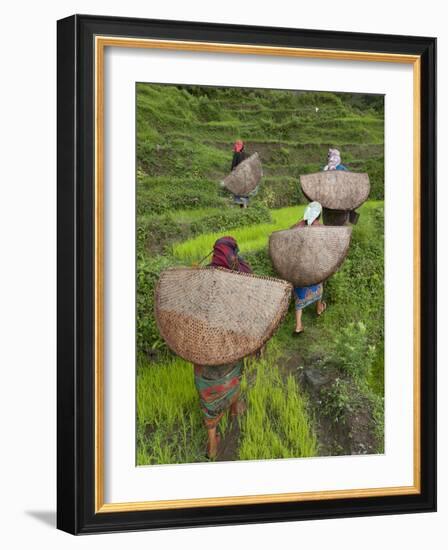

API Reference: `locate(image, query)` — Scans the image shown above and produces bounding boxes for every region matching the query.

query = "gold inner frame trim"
[94,35,421,513]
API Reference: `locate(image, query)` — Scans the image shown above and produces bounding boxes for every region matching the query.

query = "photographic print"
[136,83,385,465]
[57,15,436,533]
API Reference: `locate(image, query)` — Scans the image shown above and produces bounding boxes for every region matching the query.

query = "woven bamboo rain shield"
[269,226,352,287]
[300,171,370,210]
[222,153,263,195]
[155,267,292,366]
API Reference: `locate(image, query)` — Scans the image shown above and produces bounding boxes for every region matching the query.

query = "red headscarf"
[233,140,244,153]
[209,236,252,273]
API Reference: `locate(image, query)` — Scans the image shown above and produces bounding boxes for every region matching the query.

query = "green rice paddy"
[172,205,305,262]
[136,83,385,465]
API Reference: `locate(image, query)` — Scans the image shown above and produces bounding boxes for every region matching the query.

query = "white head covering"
[303,201,322,225]
[324,148,342,171]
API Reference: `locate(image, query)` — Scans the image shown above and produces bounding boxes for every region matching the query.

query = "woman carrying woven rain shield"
[291,202,327,334]
[193,236,251,459]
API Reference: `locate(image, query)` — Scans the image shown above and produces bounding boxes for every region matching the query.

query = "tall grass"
[165,207,224,222]
[172,205,306,262]
[171,203,381,263]
[136,343,318,464]
[239,343,318,460]
[136,356,206,465]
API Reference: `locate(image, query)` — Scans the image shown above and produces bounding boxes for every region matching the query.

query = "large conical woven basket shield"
[269,226,352,287]
[155,267,292,366]
[300,171,370,210]
[222,153,263,195]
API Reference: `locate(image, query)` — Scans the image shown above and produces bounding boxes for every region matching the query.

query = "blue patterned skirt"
[294,283,323,310]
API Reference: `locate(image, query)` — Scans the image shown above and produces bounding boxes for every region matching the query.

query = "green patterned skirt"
[194,362,243,429]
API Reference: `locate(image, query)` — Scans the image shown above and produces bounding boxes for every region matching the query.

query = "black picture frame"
[57,14,436,534]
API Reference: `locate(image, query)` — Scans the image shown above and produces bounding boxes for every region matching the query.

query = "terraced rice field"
[136,84,385,465]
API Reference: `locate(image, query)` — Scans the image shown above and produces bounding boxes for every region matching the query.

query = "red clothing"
[209,236,252,273]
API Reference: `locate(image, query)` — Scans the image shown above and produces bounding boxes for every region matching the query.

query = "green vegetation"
[137,84,384,202]
[137,355,205,465]
[172,205,304,262]
[136,83,385,464]
[239,344,318,460]
[137,342,317,465]
[139,204,271,254]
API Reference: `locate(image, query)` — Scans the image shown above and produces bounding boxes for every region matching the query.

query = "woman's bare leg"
[316,300,327,315]
[295,309,303,332]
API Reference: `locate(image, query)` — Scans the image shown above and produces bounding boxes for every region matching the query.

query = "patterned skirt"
[294,283,323,310]
[194,362,243,429]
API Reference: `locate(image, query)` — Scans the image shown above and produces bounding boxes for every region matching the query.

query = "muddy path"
[284,346,380,457]
[216,417,242,462]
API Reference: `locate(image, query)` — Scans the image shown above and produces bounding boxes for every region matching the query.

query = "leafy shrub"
[136,254,176,354]
[320,378,354,423]
[335,92,384,115]
[325,206,384,343]
[346,156,384,200]
[137,180,228,215]
[321,205,384,396]
[331,322,377,380]
[138,216,191,254]
[242,248,276,277]
[255,177,306,208]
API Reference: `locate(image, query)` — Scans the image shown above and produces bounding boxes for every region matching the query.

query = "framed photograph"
[57,14,436,534]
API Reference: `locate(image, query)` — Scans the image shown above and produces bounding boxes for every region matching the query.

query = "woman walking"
[321,148,360,225]
[194,236,250,458]
[323,147,348,171]
[230,140,251,208]
[290,202,327,335]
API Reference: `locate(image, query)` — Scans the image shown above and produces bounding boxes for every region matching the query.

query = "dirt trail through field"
[216,419,241,462]
[285,345,380,456]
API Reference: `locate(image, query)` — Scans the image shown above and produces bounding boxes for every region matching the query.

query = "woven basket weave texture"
[269,225,352,287]
[300,171,370,210]
[222,153,263,195]
[155,267,292,366]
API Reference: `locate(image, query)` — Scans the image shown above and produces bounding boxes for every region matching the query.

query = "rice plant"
[172,205,306,263]
[239,343,318,460]
[137,355,233,465]
[137,343,318,464]
[136,355,206,465]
